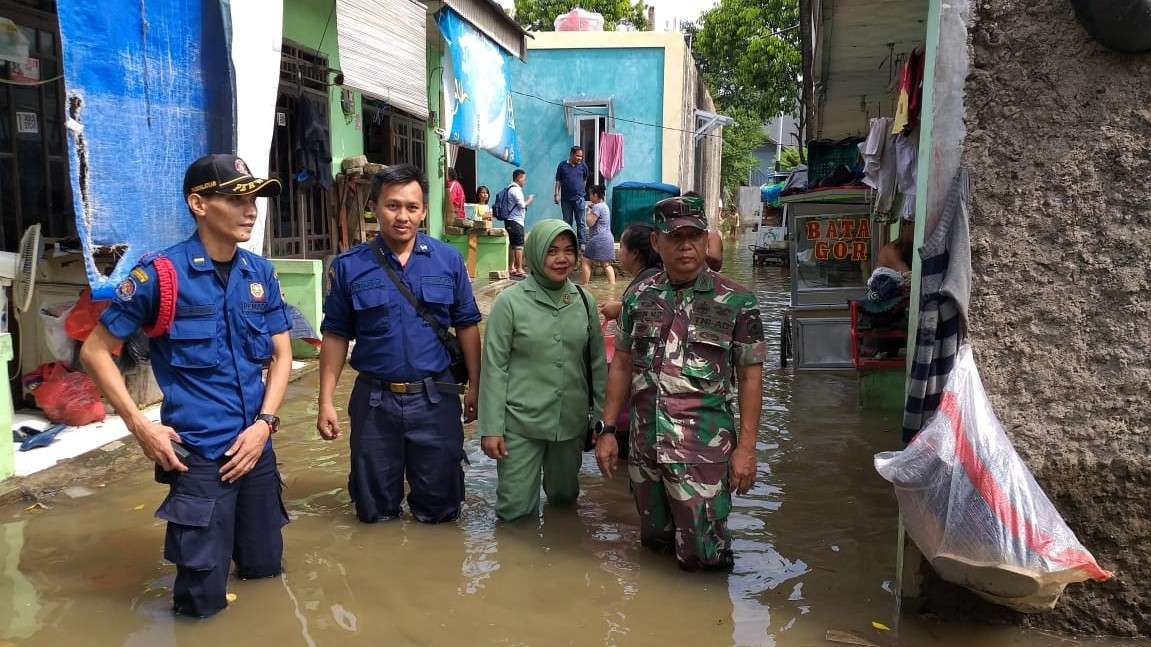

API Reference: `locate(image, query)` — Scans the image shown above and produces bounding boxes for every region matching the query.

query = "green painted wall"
[426,40,446,239]
[0,334,13,481]
[443,233,509,278]
[271,259,324,358]
[282,0,364,176]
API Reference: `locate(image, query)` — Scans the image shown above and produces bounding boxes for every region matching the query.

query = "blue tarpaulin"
[59,0,234,298]
[437,8,521,166]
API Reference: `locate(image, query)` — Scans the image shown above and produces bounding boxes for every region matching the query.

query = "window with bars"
[362,97,426,173]
[0,1,71,252]
[267,40,333,259]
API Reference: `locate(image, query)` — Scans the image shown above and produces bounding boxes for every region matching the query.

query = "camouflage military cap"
[654,196,707,233]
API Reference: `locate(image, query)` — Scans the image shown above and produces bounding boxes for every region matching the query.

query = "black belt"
[358,375,466,395]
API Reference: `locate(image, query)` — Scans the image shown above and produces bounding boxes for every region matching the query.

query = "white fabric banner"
[231,0,284,256]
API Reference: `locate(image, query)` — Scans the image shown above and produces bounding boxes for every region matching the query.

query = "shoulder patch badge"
[249,282,266,302]
[131,267,149,283]
[117,278,136,301]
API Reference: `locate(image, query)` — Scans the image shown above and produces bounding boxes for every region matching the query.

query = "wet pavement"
[0,234,1144,646]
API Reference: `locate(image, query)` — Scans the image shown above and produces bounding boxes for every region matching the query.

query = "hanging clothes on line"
[860,117,897,216]
[292,95,333,190]
[892,48,925,136]
[599,131,625,180]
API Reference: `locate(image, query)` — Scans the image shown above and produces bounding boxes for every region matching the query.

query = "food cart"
[779,188,879,369]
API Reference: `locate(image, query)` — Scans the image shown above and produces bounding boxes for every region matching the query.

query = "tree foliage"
[690,0,801,194]
[511,0,649,31]
[719,108,766,203]
[777,146,803,171]
[692,0,801,118]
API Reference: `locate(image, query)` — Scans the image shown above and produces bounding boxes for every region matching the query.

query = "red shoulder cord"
[142,256,179,337]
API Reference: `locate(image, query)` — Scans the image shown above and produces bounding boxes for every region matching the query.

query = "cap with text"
[183,154,281,198]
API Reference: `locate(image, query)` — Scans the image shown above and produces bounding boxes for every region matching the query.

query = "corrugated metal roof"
[440,0,529,59]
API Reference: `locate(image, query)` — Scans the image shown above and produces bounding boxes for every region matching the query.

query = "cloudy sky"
[494,1,719,29]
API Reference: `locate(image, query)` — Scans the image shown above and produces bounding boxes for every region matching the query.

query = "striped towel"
[903,169,971,443]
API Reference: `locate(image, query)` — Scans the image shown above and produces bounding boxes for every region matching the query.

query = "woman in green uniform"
[479,220,607,521]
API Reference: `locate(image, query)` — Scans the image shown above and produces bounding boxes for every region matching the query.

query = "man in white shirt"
[506,169,533,277]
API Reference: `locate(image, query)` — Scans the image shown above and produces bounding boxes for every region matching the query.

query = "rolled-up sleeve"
[450,253,481,327]
[99,265,158,340]
[614,291,637,354]
[264,266,291,335]
[320,259,354,339]
[732,295,767,366]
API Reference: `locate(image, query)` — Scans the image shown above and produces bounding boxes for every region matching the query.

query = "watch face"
[594,420,605,434]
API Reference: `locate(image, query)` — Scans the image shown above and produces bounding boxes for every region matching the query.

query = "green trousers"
[495,433,584,521]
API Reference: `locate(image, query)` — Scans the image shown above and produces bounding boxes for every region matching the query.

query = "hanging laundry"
[292,96,333,190]
[599,132,625,180]
[894,129,919,219]
[892,49,925,135]
[903,170,971,443]
[860,117,898,215]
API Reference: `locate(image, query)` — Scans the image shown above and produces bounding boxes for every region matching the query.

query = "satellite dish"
[12,224,42,312]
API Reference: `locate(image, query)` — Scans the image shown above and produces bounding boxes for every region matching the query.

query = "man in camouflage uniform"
[594,196,766,570]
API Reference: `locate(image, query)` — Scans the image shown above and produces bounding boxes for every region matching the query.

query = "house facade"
[473,30,724,231]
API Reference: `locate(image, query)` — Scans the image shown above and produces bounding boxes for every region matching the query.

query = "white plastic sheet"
[876,346,1111,612]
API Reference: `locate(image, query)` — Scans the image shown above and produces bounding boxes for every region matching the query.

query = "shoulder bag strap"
[575,285,594,409]
[370,240,462,357]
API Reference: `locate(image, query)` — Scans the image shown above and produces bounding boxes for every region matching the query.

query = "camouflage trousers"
[628,455,733,570]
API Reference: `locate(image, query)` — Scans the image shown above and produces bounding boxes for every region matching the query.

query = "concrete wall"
[962,0,1151,635]
[282,0,364,176]
[476,45,665,231]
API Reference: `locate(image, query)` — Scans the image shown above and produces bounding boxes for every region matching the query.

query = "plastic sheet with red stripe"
[875,345,1111,612]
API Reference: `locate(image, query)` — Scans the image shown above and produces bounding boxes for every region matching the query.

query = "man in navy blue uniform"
[554,145,590,246]
[317,164,481,524]
[81,154,294,618]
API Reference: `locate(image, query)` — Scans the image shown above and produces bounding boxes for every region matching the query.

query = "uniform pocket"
[631,322,662,369]
[243,314,272,361]
[351,285,390,335]
[168,318,219,369]
[682,332,732,383]
[156,494,218,571]
[420,276,455,305]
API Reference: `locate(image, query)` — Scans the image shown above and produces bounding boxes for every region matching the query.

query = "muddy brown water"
[0,234,1144,646]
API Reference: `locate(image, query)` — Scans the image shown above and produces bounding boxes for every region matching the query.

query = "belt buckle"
[388,382,409,394]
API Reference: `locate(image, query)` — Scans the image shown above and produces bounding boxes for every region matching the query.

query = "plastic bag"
[26,362,107,426]
[875,346,1111,612]
[65,288,111,341]
[40,301,76,362]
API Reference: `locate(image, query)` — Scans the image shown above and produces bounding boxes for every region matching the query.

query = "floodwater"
[0,234,1143,647]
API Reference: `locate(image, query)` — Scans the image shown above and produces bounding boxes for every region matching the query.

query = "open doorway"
[574,114,607,188]
[453,146,477,202]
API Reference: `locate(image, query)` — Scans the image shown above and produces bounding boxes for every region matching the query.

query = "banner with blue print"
[58,0,234,298]
[436,8,521,166]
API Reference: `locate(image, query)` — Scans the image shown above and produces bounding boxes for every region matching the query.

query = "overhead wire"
[509,90,727,141]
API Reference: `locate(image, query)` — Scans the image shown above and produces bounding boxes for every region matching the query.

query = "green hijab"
[525,219,578,297]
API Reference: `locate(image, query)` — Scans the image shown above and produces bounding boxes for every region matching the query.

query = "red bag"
[26,362,107,426]
[65,288,110,341]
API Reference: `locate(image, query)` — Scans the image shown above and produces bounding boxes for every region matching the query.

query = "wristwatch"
[594,420,617,439]
[255,413,280,434]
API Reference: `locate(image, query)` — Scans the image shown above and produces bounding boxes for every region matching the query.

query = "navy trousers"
[155,447,288,617]
[348,374,465,524]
